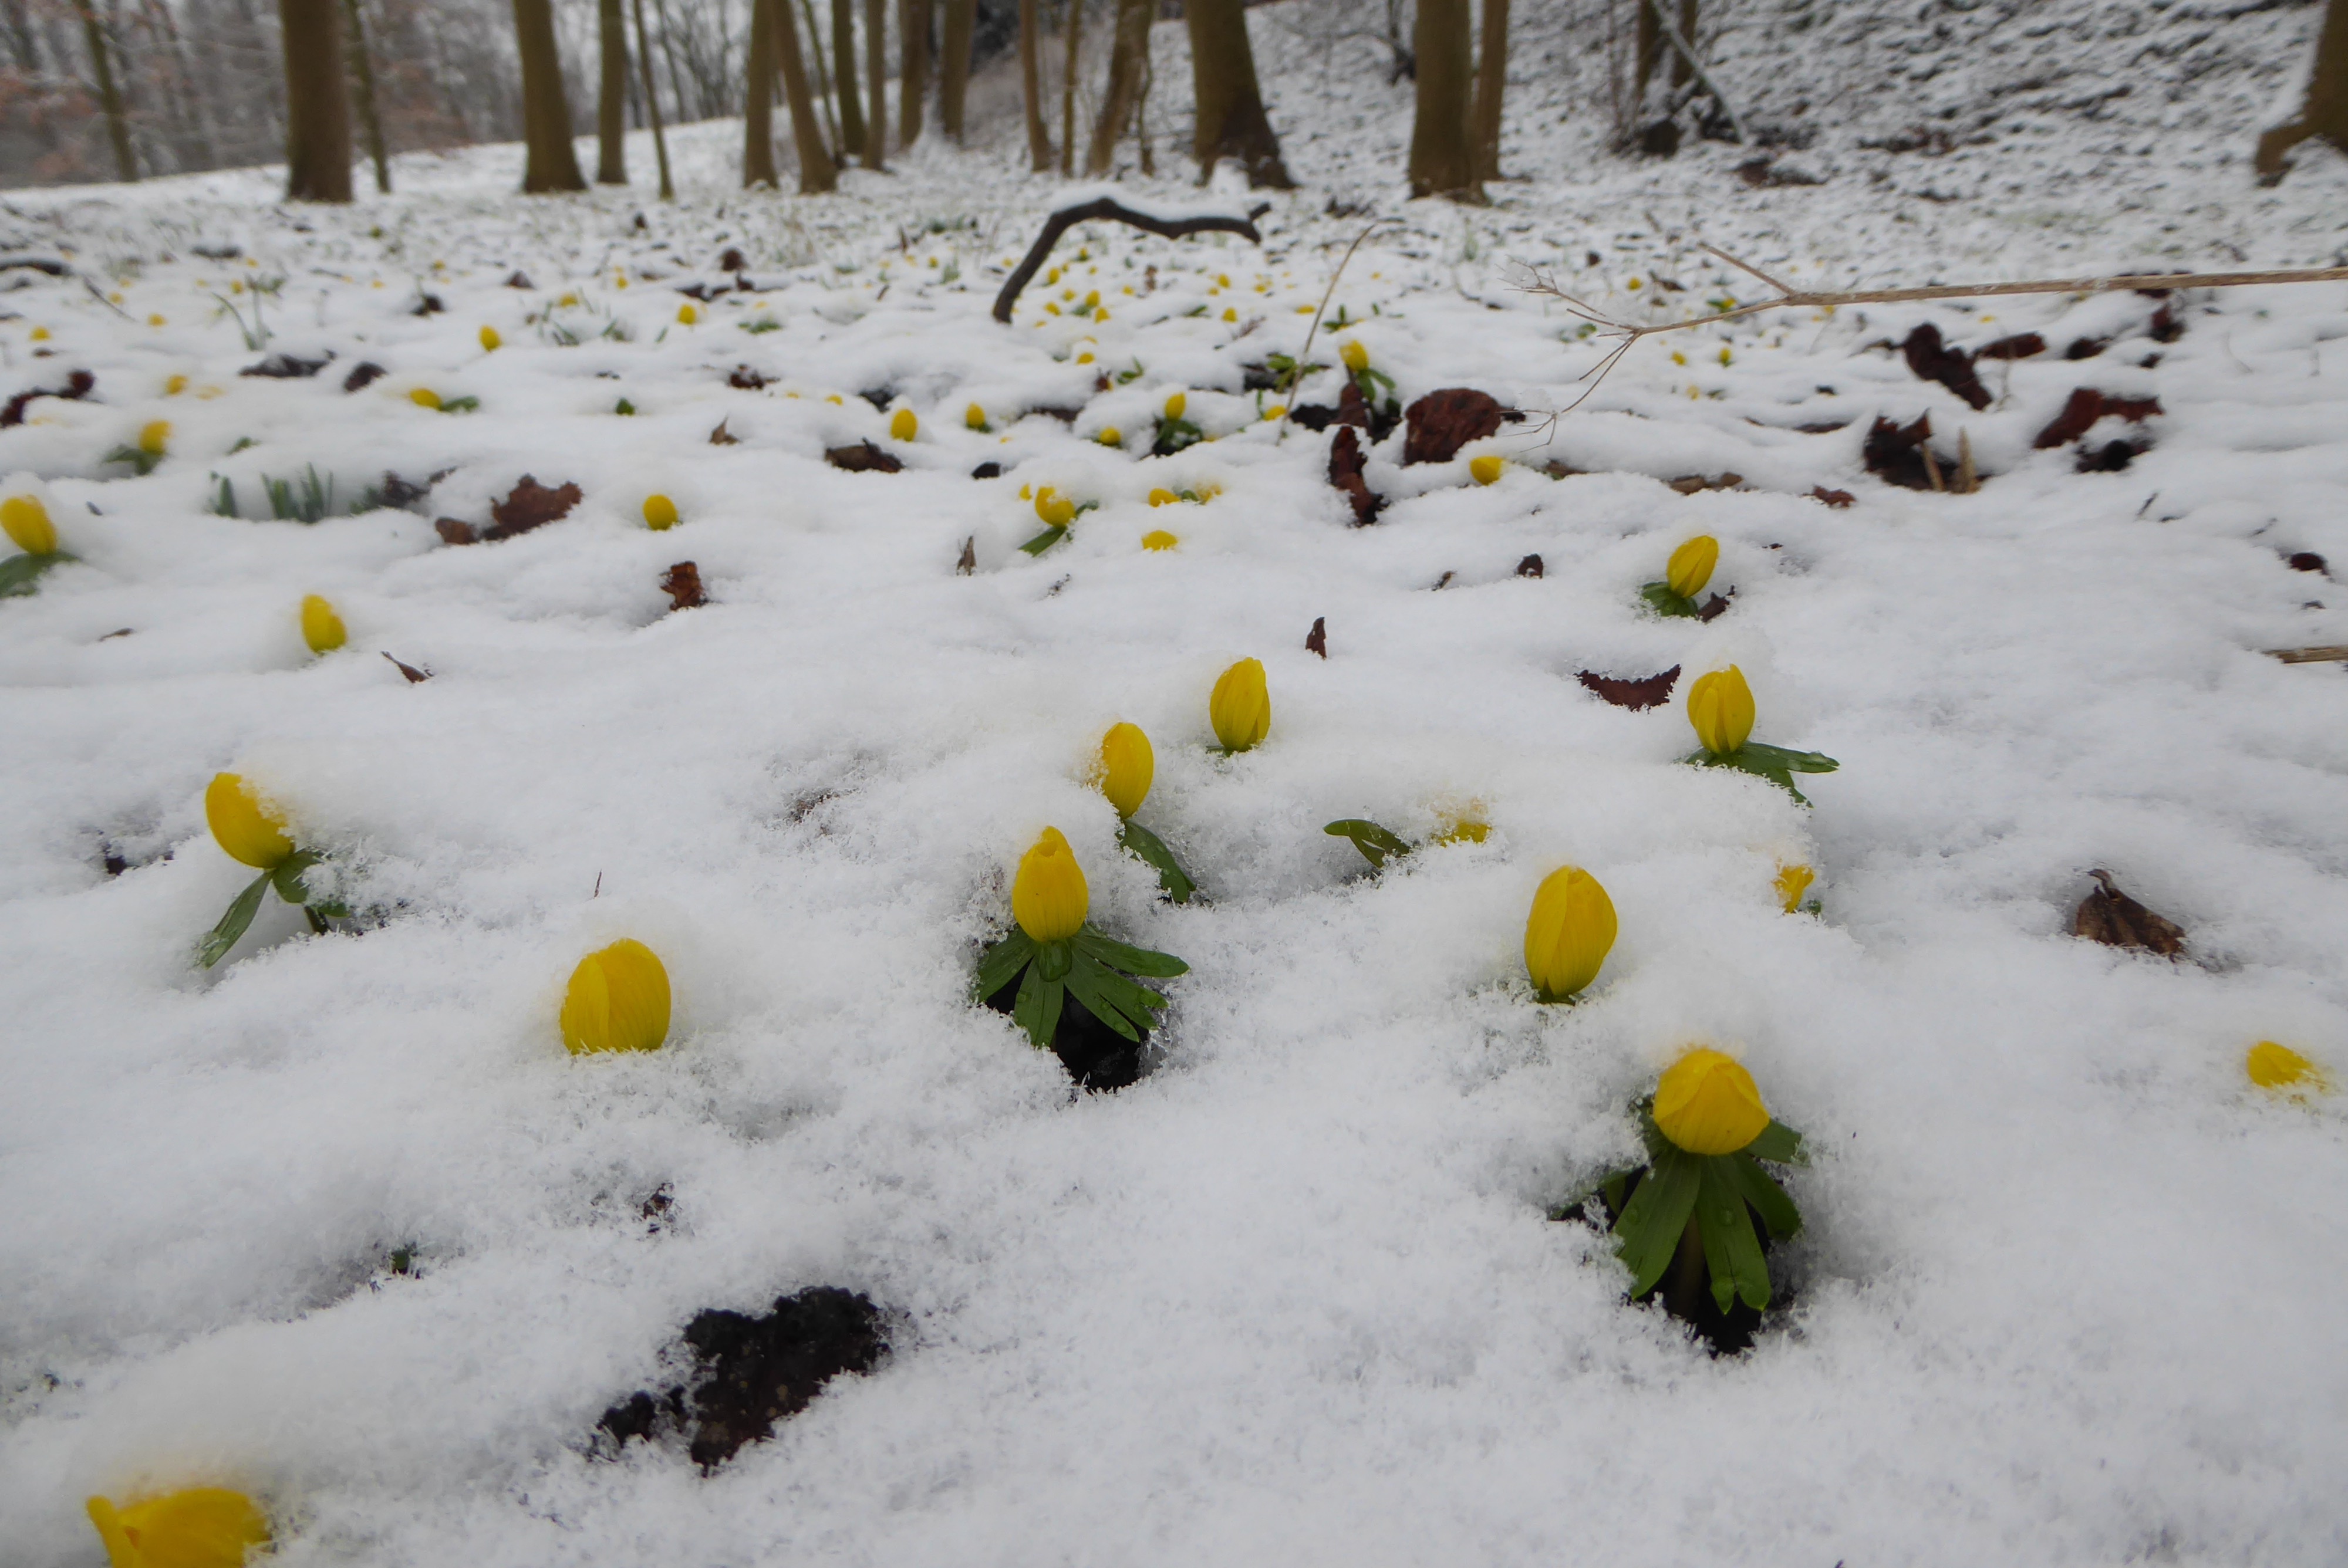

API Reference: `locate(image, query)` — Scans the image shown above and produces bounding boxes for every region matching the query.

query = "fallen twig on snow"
[2267,645,2348,664]
[991,195,1270,323]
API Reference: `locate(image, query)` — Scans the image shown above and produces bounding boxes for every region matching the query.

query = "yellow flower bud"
[643,494,679,530]
[1666,535,1719,599]
[1082,290,1100,309]
[299,594,346,654]
[1687,666,1756,756]
[87,1488,269,1568]
[205,772,295,869]
[1523,864,1617,1002]
[1044,302,1061,316]
[1432,815,1489,845]
[1075,350,1092,363]
[966,402,988,429]
[1222,307,1237,323]
[1098,722,1153,817]
[138,420,170,457]
[677,303,697,325]
[1163,391,1186,420]
[478,325,501,352]
[558,291,578,307]
[1262,404,1286,420]
[1097,427,1122,448]
[2,494,56,556]
[1340,340,1368,374]
[1209,657,1270,753]
[890,407,918,441]
[1653,1047,1772,1155]
[29,325,48,340]
[165,373,188,396]
[410,388,443,410]
[1035,487,1075,528]
[1775,863,1815,913]
[1146,488,1176,507]
[1469,455,1503,485]
[1141,529,1178,552]
[559,938,672,1055]
[1013,826,1088,942]
[2246,1041,2327,1097]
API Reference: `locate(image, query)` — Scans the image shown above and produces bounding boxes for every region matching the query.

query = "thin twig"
[80,276,133,320]
[992,195,1270,323]
[1279,215,1400,427]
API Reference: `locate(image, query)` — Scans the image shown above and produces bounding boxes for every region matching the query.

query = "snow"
[5,2,2348,1563]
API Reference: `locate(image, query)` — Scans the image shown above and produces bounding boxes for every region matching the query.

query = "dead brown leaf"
[484,476,582,540]
[1577,665,1681,710]
[662,561,706,611]
[1305,616,1327,658]
[1403,388,1509,465]
[2073,869,2185,957]
[825,440,903,474]
[1328,425,1382,526]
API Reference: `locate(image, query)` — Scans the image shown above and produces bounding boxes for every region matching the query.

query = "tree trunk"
[1632,0,1658,113]
[596,0,626,181]
[512,0,585,190]
[1184,0,1290,187]
[1058,0,1079,175]
[831,0,862,158]
[1018,0,1049,171]
[343,0,389,191]
[939,0,971,140]
[800,0,841,157]
[71,0,135,181]
[1085,0,1148,176]
[279,0,352,200]
[2258,0,2348,181]
[1671,0,1696,89]
[631,0,673,197]
[897,0,925,148]
[774,0,836,191]
[1468,0,1506,184]
[862,0,885,166]
[1408,0,1473,199]
[652,0,690,126]
[743,0,777,183]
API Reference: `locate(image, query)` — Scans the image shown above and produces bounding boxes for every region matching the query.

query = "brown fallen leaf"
[1516,554,1544,578]
[343,361,387,393]
[1811,485,1856,509]
[727,365,769,390]
[434,518,477,546]
[2,368,93,427]
[382,651,431,682]
[662,561,706,611]
[1900,323,1991,411]
[1578,665,1680,709]
[1432,570,1455,590]
[1403,387,1511,465]
[2035,389,2163,450]
[1697,590,1732,623]
[956,536,976,575]
[1863,413,1937,491]
[825,440,903,474]
[505,270,534,289]
[1328,425,1382,526]
[709,418,740,446]
[1977,331,2046,360]
[2073,869,2184,957]
[485,475,582,540]
[1306,616,1327,658]
[1541,460,1587,479]
[1667,472,1745,495]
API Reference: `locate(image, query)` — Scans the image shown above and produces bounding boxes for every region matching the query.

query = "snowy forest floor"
[6,5,2348,1563]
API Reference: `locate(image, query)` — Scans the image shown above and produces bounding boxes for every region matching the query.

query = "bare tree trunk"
[774,0,836,190]
[2259,0,2348,181]
[1632,0,1658,113]
[862,0,884,166]
[1085,0,1148,176]
[72,0,136,180]
[1409,0,1473,198]
[896,0,924,147]
[1468,0,1506,184]
[1057,0,1078,175]
[652,0,690,124]
[743,0,777,183]
[343,0,389,191]
[596,0,626,181]
[1671,0,1695,89]
[800,0,841,157]
[631,0,673,196]
[939,0,971,140]
[1184,0,1289,187]
[1018,0,1049,170]
[280,0,352,199]
[831,0,862,158]
[512,0,585,189]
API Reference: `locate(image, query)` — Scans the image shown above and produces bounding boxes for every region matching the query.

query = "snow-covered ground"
[6,4,2348,1563]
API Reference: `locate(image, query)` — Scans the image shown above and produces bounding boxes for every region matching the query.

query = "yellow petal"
[205,773,294,869]
[1654,1047,1771,1154]
[299,594,346,654]
[561,939,672,1054]
[1209,657,1270,753]
[1012,827,1088,942]
[1098,724,1153,817]
[2,493,56,556]
[1667,535,1719,599]
[1523,865,1616,1001]
[1141,529,1178,552]
[89,1488,269,1568]
[2247,1041,2328,1097]
[1146,488,1176,507]
[1775,863,1815,913]
[1686,666,1755,756]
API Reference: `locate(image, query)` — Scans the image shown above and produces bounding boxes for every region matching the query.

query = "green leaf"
[197,870,274,968]
[1743,1118,1806,1166]
[1117,819,1195,903]
[1012,965,1063,1049]
[1729,1153,1804,1242]
[1018,526,1066,556]
[1061,953,1146,1042]
[1033,938,1072,981]
[268,849,323,905]
[1740,741,1840,775]
[1071,927,1189,978]
[0,552,62,598]
[1684,748,1827,806]
[1639,582,1702,619]
[972,928,1037,1002]
[1611,1147,1701,1297]
[439,396,480,414]
[1324,819,1411,870]
[1697,1156,1773,1312]
[1072,951,1169,1025]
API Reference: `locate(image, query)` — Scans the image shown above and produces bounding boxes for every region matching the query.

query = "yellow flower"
[890,407,917,441]
[1222,307,1237,323]
[1013,826,1088,942]
[1044,302,1061,316]
[1666,535,1719,599]
[165,373,188,396]
[147,313,166,327]
[559,291,579,307]
[1469,455,1503,485]
[1775,863,1815,913]
[1097,722,1153,817]
[1627,276,1642,290]
[1262,404,1285,420]
[205,772,295,869]
[1146,488,1176,507]
[478,325,501,352]
[138,420,170,457]
[2,494,56,556]
[1340,340,1368,373]
[1209,657,1270,753]
[1097,427,1122,448]
[1075,350,1093,364]
[1141,529,1178,552]
[1653,1047,1772,1155]
[1035,487,1075,528]
[1523,865,1617,1002]
[1687,665,1755,756]
[615,274,629,289]
[1431,816,1489,846]
[299,594,346,654]
[2246,1041,2328,1097]
[86,1488,269,1568]
[677,303,697,325]
[410,388,443,410]
[29,325,48,340]
[966,402,987,430]
[559,938,672,1054]
[1163,391,1186,420]
[1082,290,1100,310]
[643,494,679,530]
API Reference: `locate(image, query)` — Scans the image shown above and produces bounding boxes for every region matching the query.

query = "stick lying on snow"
[993,194,1271,324]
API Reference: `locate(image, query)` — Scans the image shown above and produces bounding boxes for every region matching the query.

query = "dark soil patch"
[1555,1180,1785,1356]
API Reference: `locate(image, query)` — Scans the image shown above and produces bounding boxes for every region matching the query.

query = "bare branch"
[993,195,1270,323]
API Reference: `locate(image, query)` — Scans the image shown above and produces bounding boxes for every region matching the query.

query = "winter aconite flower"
[479,326,501,352]
[1163,391,1186,420]
[1469,455,1503,485]
[1147,488,1177,506]
[1523,865,1617,1002]
[2,494,56,556]
[1688,666,1756,757]
[410,388,443,410]
[2246,1041,2327,1097]
[139,421,170,457]
[677,302,699,325]
[1097,724,1153,819]
[299,594,346,654]
[1035,487,1075,528]
[1653,1047,1772,1155]
[643,494,679,530]
[560,938,672,1055]
[1141,529,1178,551]
[1341,340,1369,374]
[1209,657,1270,753]
[1013,827,1088,942]
[86,1488,269,1568]
[1667,535,1719,599]
[966,402,988,430]
[205,772,295,869]
[1775,863,1815,913]
[1097,427,1122,448]
[890,407,917,441]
